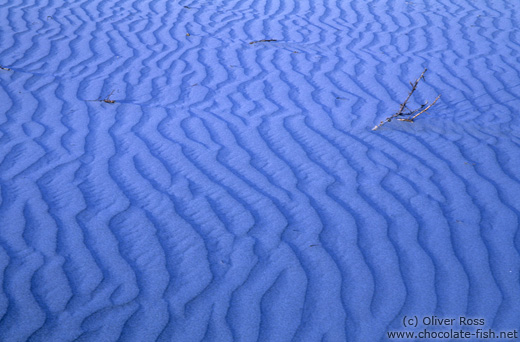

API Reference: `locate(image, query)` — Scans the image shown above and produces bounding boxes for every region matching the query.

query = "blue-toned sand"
[1,0,520,341]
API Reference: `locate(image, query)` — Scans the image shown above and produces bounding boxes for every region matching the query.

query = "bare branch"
[372,69,440,130]
[103,90,116,103]
[86,90,117,104]
[395,68,427,117]
[249,39,278,44]
[398,94,440,122]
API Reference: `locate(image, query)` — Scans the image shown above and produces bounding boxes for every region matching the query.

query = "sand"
[1,0,520,341]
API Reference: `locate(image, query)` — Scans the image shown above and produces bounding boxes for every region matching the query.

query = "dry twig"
[249,39,278,44]
[102,90,116,103]
[398,94,441,122]
[86,90,117,104]
[372,68,441,130]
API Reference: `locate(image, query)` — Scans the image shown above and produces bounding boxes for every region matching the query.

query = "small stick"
[398,94,441,122]
[86,90,116,103]
[404,104,425,117]
[395,68,427,117]
[373,69,440,130]
[103,90,116,103]
[249,39,278,44]
[373,69,427,130]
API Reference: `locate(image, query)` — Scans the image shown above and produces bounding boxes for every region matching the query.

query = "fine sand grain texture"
[1,0,520,341]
